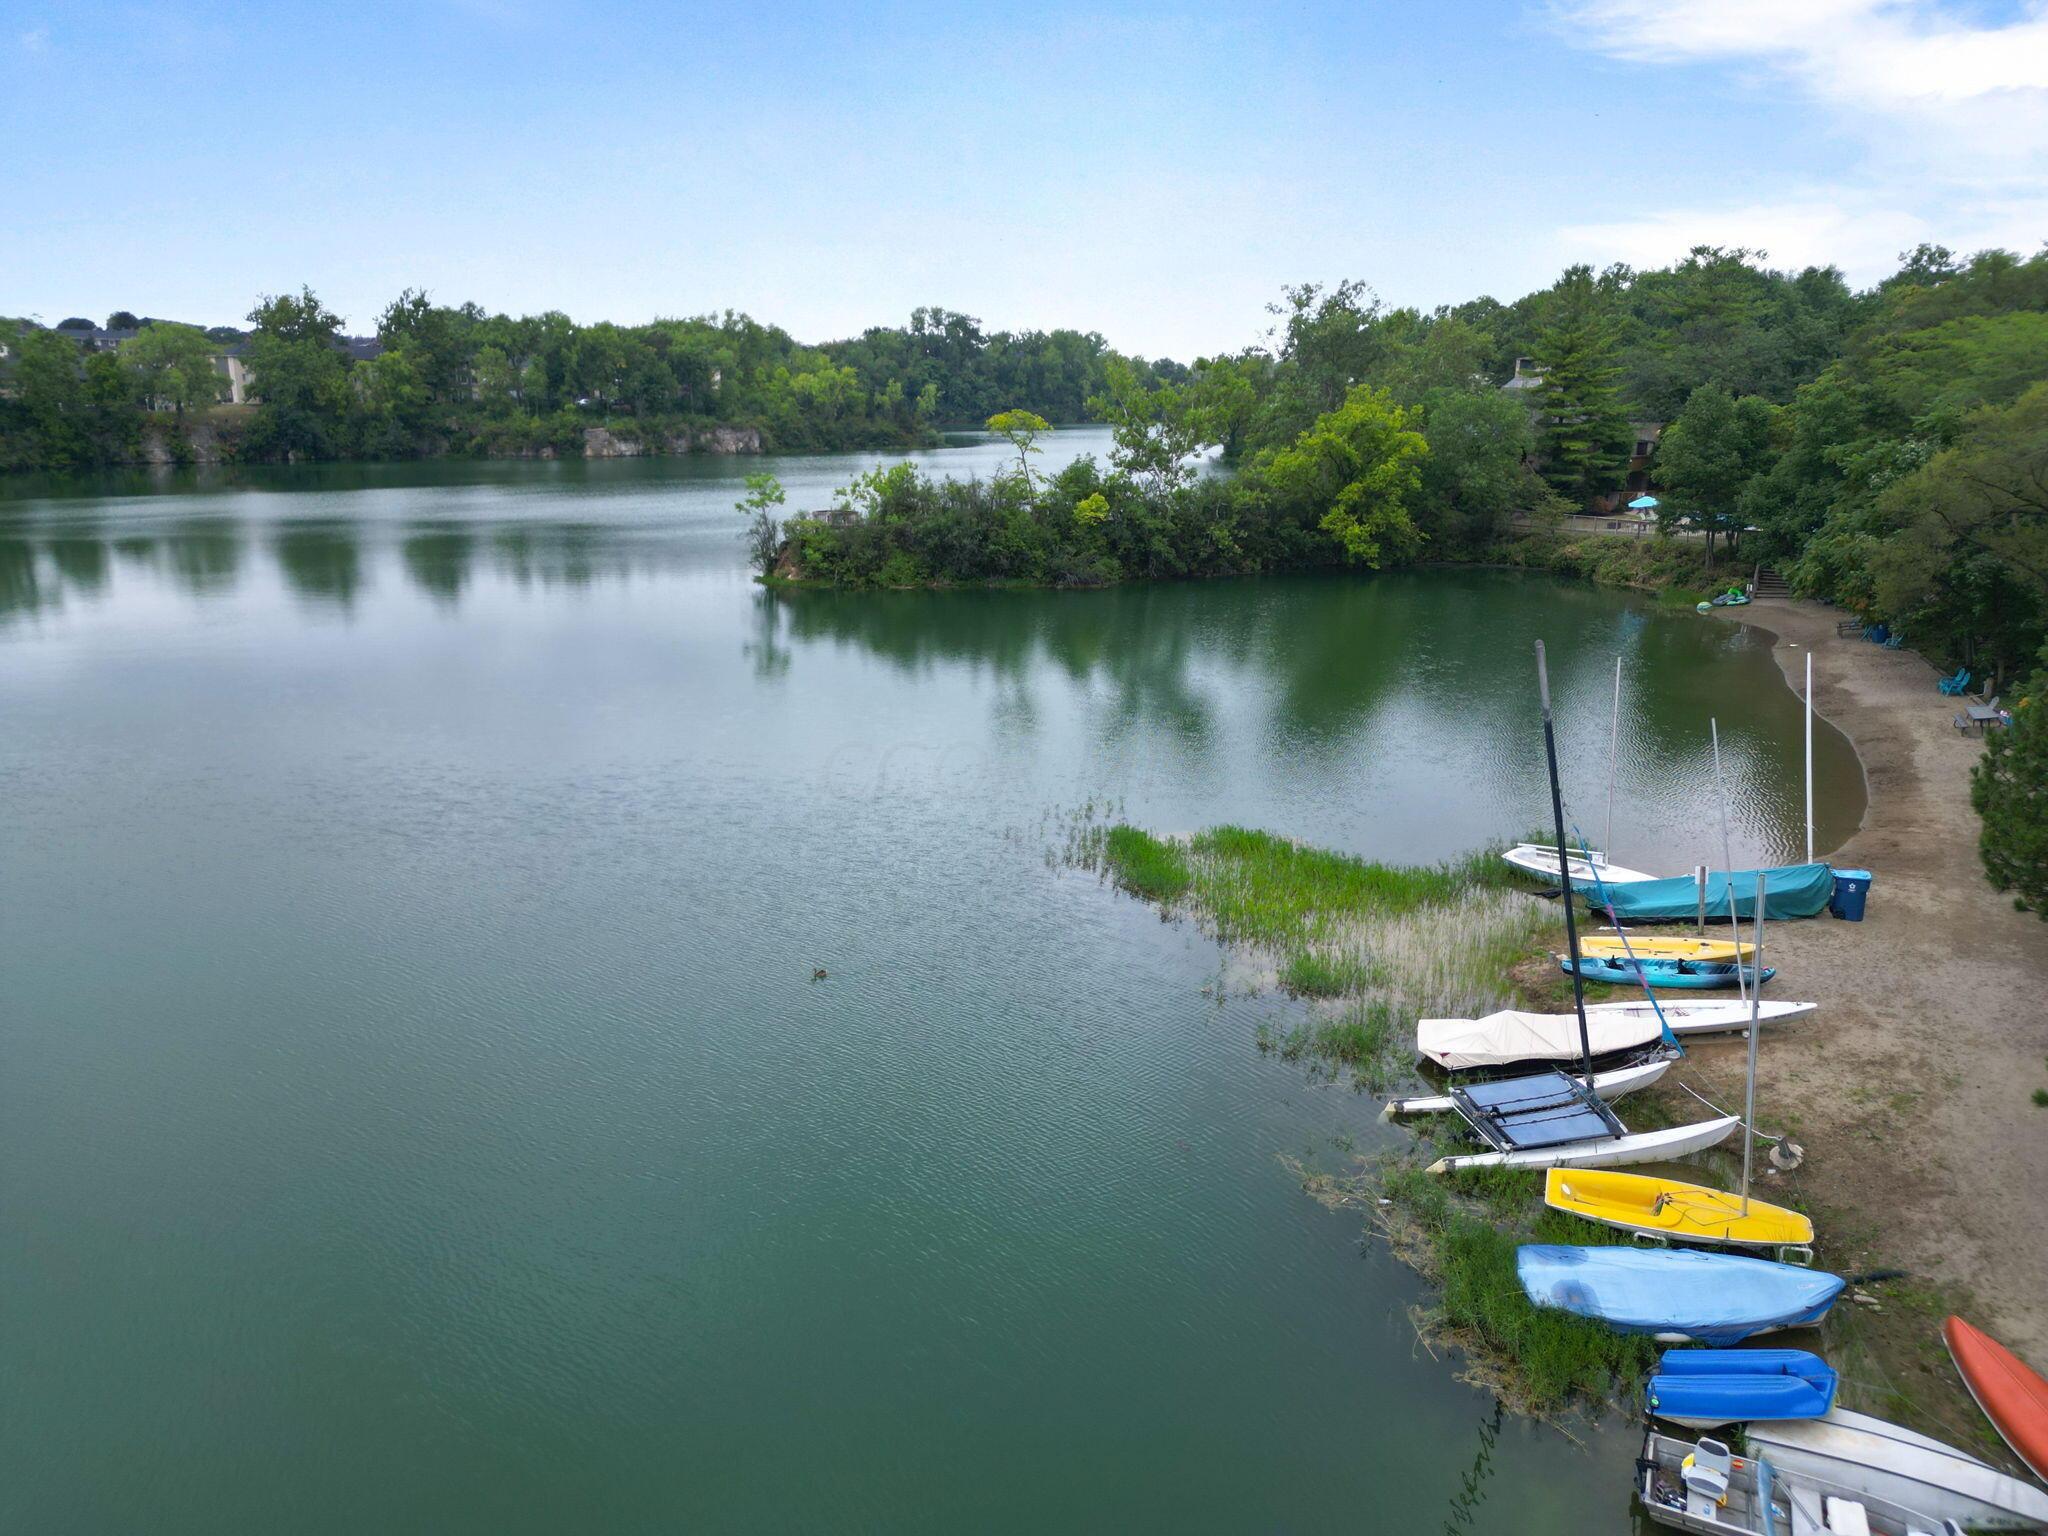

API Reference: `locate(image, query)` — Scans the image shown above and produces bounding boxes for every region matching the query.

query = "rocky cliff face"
[581,425,763,458]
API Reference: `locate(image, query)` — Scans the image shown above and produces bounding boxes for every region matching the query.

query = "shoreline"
[1699,595,2048,1390]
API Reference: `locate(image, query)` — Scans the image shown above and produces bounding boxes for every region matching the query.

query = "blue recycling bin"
[1829,869,1872,921]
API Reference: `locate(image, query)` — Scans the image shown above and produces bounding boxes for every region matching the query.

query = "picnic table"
[1965,703,2007,733]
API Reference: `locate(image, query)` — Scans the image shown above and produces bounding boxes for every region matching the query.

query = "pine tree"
[1533,266,1632,505]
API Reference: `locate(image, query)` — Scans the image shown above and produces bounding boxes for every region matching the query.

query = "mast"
[1535,641,1594,1078]
[1709,719,1749,1009]
[1804,652,1815,866]
[1605,656,1622,859]
[1742,870,1766,1216]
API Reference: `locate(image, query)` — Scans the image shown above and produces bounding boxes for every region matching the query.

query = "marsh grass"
[1079,821,1554,1086]
[1376,1165,1659,1413]
[1076,812,1664,1416]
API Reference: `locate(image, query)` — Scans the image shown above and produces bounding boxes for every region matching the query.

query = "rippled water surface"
[0,432,1861,1532]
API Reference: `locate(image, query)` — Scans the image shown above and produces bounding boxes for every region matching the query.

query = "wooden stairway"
[1751,565,1792,599]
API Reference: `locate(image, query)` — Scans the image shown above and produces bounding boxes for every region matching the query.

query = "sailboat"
[1428,644,1740,1176]
[1501,657,1659,884]
[1415,999,1814,1069]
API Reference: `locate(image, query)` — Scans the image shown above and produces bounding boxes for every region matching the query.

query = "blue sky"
[3,1,2044,358]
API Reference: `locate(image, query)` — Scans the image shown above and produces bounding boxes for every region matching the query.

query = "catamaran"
[1425,644,1749,1175]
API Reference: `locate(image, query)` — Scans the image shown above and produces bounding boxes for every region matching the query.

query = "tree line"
[0,293,1177,471]
[755,244,2048,911]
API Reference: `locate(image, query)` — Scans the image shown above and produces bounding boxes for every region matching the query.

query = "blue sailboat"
[1516,1245,1845,1343]
[1646,1348,1838,1428]
[1562,955,1775,989]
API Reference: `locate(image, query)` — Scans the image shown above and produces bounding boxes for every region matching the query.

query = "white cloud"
[1548,2,2048,279]
[1556,191,2048,281]
[19,24,50,52]
[1554,0,2048,176]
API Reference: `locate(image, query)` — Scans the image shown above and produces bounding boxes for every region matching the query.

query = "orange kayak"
[1945,1314,2048,1481]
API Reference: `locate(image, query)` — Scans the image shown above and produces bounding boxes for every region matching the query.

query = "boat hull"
[1944,1315,2048,1483]
[1646,1348,1836,1427]
[1564,956,1776,989]
[1384,1055,1672,1118]
[1428,1113,1739,1174]
[1579,936,1756,964]
[1415,1001,1814,1069]
[1745,1408,2048,1532]
[1501,843,1656,884]
[1516,1244,1845,1344]
[1544,1168,1815,1250]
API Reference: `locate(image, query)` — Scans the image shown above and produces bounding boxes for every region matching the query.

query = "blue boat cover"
[1647,1349,1838,1424]
[1516,1246,1845,1344]
[1581,864,1836,923]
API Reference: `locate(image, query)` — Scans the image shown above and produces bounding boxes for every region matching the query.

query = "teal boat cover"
[1582,863,1835,923]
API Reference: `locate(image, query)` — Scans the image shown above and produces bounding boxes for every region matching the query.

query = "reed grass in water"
[1082,823,1553,1083]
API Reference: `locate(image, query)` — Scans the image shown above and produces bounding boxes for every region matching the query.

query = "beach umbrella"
[1628,494,1659,510]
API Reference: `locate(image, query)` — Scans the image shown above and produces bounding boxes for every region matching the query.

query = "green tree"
[123,322,222,417]
[474,344,516,415]
[1972,643,2048,915]
[377,288,475,404]
[986,408,1051,485]
[244,288,348,457]
[13,326,86,465]
[1655,385,1775,569]
[1087,358,1204,492]
[1533,265,1632,503]
[1255,385,1429,566]
[738,472,787,575]
[1415,387,1536,546]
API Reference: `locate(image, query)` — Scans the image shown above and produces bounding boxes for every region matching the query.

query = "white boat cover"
[1417,1008,1664,1069]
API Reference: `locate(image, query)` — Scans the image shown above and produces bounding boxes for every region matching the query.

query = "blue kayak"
[1562,956,1775,989]
[1647,1348,1838,1427]
[1517,1245,1845,1343]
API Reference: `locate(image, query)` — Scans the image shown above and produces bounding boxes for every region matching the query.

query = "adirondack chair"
[1882,632,1904,648]
[1937,666,1972,695]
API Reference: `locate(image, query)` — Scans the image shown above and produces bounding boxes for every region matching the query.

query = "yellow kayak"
[1578,935,1756,964]
[1544,1168,1814,1249]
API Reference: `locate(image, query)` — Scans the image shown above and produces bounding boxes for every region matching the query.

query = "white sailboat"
[1417,1000,1815,1070]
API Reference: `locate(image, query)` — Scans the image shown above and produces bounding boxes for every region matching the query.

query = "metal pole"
[1710,720,1748,1008]
[1536,642,1594,1079]
[1804,652,1815,867]
[1695,864,1708,938]
[1742,870,1765,1216]
[1606,656,1622,860]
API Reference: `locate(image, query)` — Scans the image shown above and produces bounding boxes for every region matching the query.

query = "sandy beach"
[1693,596,2048,1385]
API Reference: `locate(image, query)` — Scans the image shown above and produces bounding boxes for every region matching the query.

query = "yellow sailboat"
[1544,1167,1814,1251]
[1577,935,1756,964]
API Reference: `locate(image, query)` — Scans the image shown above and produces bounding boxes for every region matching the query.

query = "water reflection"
[166,518,241,596]
[0,499,1864,864]
[1440,1405,1500,1536]
[401,522,475,606]
[0,535,45,620]
[274,520,364,609]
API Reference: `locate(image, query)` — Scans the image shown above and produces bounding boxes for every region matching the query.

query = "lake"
[0,430,1862,1533]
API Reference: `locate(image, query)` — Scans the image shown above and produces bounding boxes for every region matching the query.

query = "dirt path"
[1698,598,2048,1369]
